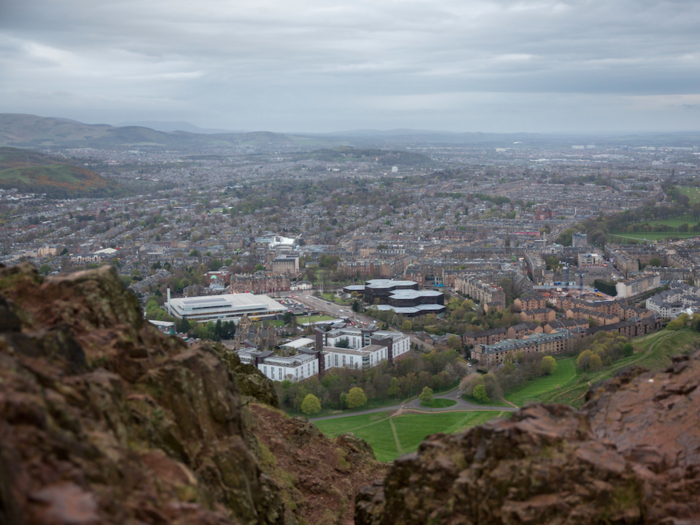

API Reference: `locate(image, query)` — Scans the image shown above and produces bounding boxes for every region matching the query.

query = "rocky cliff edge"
[0,264,382,525]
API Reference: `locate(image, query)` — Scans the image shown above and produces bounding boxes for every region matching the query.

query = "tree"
[419,386,434,406]
[179,316,191,334]
[577,350,593,371]
[622,343,634,357]
[648,257,662,267]
[473,384,490,403]
[401,320,413,332]
[388,377,401,399]
[541,355,557,375]
[282,311,295,325]
[335,337,350,348]
[254,263,265,272]
[447,335,462,351]
[38,264,52,276]
[346,387,367,409]
[300,394,321,415]
[352,300,361,313]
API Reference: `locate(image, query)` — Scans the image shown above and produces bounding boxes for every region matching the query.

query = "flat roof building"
[166,292,286,323]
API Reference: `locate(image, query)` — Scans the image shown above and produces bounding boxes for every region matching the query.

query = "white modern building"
[238,349,319,382]
[237,327,411,382]
[646,283,700,319]
[166,291,286,323]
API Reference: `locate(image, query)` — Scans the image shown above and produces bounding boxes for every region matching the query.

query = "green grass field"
[420,398,457,408]
[315,410,504,462]
[254,320,285,328]
[320,292,352,305]
[610,231,697,242]
[461,394,512,407]
[505,357,577,406]
[679,186,700,205]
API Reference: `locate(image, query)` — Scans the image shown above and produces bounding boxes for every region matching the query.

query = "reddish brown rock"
[356,354,700,524]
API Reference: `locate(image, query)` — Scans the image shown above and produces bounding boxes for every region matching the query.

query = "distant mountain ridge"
[1,113,699,150]
[0,114,330,150]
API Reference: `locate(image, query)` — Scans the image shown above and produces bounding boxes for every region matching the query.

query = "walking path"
[310,389,517,422]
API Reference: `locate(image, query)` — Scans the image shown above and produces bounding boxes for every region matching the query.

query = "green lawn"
[610,231,697,242]
[621,214,697,229]
[461,394,512,407]
[315,410,505,462]
[253,320,285,328]
[505,357,577,407]
[300,314,336,324]
[420,398,457,408]
[679,186,700,205]
[320,292,352,305]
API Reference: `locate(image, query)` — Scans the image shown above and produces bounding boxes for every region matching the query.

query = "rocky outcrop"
[249,404,385,525]
[0,264,380,525]
[357,353,700,524]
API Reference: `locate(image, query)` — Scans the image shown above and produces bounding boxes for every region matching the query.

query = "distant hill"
[117,120,244,134]
[0,147,122,197]
[0,114,333,150]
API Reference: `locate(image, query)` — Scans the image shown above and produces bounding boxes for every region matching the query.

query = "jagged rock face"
[249,404,385,525]
[356,353,700,525]
[0,264,285,525]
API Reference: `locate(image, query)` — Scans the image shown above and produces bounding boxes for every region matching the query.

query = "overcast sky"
[1,0,699,133]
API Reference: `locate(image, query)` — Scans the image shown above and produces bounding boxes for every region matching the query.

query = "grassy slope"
[315,410,502,462]
[505,357,577,406]
[0,147,112,194]
[505,329,700,409]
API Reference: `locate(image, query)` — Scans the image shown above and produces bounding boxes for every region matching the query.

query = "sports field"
[315,410,504,462]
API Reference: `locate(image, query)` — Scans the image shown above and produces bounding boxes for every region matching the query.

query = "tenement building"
[472,329,574,369]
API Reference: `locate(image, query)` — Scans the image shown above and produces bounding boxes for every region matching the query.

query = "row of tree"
[276,348,469,413]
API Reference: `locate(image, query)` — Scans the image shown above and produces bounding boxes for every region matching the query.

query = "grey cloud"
[0,0,699,131]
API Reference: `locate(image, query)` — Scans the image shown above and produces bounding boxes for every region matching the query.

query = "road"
[281,291,434,349]
[309,389,517,422]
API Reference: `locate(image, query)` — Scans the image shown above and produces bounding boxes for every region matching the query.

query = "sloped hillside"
[0,263,384,525]
[0,147,119,197]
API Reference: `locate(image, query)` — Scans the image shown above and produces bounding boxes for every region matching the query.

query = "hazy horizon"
[2,0,699,134]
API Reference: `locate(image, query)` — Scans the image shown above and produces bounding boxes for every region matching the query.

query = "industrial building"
[166,291,286,323]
